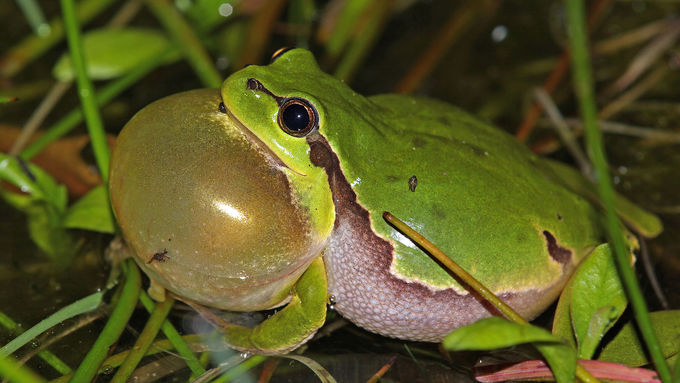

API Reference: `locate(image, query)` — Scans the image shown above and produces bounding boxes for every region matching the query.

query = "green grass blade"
[0,311,72,375]
[1,293,102,356]
[110,297,175,383]
[0,354,46,383]
[47,335,204,383]
[144,0,222,88]
[60,0,110,182]
[138,292,205,378]
[564,1,671,382]
[68,260,141,383]
[15,0,50,37]
[213,355,268,383]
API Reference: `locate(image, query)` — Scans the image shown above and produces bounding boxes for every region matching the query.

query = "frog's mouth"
[219,99,306,177]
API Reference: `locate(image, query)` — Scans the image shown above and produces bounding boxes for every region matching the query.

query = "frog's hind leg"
[181,257,329,355]
[542,159,662,238]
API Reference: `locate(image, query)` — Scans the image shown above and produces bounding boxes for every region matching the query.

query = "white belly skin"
[323,212,570,342]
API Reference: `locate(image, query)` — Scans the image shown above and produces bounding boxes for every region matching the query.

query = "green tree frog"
[109,48,662,354]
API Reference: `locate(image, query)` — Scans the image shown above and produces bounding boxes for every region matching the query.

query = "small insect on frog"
[109,48,662,354]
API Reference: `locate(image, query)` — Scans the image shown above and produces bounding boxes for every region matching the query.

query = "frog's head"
[220,48,370,174]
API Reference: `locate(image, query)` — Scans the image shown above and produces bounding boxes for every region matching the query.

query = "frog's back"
[351,93,604,291]
[320,92,606,341]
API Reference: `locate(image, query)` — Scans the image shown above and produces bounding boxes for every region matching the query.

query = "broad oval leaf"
[444,317,576,383]
[0,154,73,263]
[570,244,627,359]
[598,310,680,366]
[444,317,559,350]
[63,185,115,233]
[553,272,577,347]
[53,27,172,81]
[0,154,67,210]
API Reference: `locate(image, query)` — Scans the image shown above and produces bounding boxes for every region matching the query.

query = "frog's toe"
[147,279,167,302]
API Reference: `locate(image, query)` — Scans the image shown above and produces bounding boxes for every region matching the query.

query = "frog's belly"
[323,215,569,342]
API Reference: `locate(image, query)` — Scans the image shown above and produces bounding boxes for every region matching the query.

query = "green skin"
[109,49,662,354]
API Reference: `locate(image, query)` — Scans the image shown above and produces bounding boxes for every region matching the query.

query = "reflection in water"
[213,200,248,222]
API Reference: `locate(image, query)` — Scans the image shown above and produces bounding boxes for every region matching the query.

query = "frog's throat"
[220,99,305,177]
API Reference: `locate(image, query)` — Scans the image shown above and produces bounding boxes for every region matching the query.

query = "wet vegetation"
[1,0,680,382]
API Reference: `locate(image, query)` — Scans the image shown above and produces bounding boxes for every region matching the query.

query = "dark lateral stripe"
[542,230,572,264]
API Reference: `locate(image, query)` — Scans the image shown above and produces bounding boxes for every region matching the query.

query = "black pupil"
[282,103,310,132]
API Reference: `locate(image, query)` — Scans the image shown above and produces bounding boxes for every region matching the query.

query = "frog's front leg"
[221,257,328,354]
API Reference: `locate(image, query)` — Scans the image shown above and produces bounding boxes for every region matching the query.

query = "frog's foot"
[184,257,328,355]
[543,159,663,237]
[224,257,328,354]
[148,278,167,302]
[105,237,131,264]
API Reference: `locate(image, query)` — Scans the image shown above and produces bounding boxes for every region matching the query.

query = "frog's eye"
[218,102,227,114]
[270,47,293,63]
[277,98,318,137]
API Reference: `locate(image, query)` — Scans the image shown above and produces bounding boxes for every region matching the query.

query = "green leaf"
[535,342,577,383]
[0,154,46,200]
[580,305,623,360]
[26,161,68,213]
[0,187,33,210]
[63,185,114,233]
[444,317,558,349]
[0,189,65,257]
[53,27,173,81]
[0,154,67,212]
[182,0,235,32]
[1,292,103,356]
[598,310,680,366]
[553,271,577,347]
[570,244,627,359]
[443,317,576,383]
[24,200,75,264]
[0,154,74,264]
